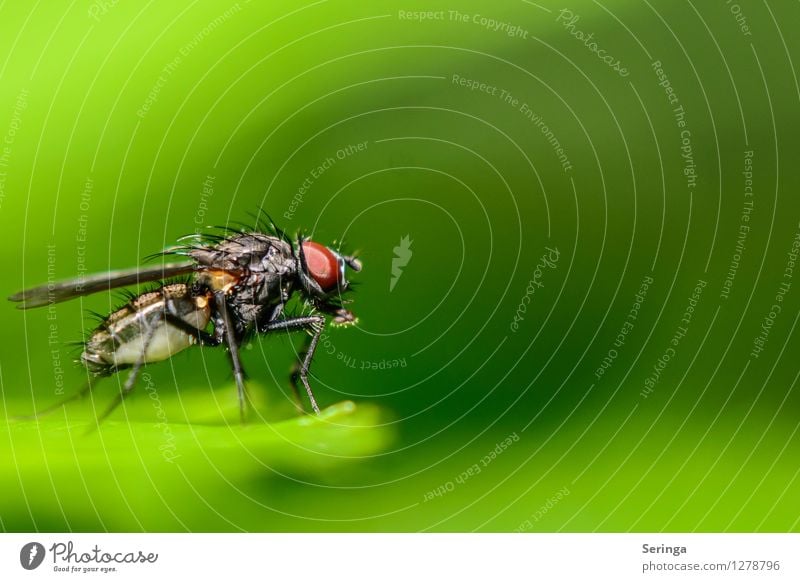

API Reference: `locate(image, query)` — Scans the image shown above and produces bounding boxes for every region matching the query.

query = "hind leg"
[93,359,145,426]
[14,374,100,420]
[91,327,157,427]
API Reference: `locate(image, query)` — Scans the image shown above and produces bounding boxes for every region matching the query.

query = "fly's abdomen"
[81,284,211,375]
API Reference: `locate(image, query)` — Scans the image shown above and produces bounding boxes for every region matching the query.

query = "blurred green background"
[1,0,799,532]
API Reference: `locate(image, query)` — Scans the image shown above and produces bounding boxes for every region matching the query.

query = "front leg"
[256,315,325,414]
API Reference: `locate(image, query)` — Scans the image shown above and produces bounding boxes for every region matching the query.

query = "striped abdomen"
[81,283,211,375]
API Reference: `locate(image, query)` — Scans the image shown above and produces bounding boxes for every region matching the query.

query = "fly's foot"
[332,308,357,326]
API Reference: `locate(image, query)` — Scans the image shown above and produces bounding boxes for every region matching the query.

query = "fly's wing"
[8,262,197,309]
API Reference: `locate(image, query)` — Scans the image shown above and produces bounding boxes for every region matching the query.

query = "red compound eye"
[302,241,340,291]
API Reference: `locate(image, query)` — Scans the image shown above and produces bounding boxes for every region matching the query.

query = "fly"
[8,219,362,424]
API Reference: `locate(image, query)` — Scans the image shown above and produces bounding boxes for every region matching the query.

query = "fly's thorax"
[197,269,241,294]
[80,283,211,374]
[212,247,297,326]
[192,232,297,315]
[189,233,294,273]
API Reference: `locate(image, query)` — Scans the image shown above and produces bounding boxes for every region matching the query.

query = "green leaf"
[0,391,394,530]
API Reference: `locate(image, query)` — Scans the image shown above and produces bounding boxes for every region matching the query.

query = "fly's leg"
[257,315,325,414]
[163,313,220,347]
[214,293,249,423]
[93,326,157,427]
[289,367,306,413]
[256,302,307,412]
[263,301,285,322]
[288,335,311,414]
[13,374,100,420]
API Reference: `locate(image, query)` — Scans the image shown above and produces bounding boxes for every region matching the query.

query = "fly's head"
[296,239,361,324]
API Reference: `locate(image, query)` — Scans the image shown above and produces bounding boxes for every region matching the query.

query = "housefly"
[8,219,362,424]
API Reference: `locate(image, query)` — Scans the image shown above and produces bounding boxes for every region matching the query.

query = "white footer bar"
[1,533,797,580]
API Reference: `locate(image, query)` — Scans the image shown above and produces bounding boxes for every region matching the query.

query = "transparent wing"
[8,262,197,309]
